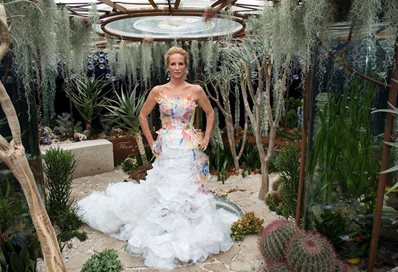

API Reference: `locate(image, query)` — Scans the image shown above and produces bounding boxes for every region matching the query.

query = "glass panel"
[104,15,243,39]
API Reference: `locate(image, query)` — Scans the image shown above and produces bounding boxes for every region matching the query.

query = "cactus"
[335,259,352,272]
[263,262,292,272]
[257,219,299,262]
[286,231,336,272]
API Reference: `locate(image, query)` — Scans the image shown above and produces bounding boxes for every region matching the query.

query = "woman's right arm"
[139,86,159,149]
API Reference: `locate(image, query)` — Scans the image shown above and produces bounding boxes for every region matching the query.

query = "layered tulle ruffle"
[77,130,238,270]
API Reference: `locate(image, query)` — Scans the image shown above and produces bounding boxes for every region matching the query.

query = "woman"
[77,47,238,270]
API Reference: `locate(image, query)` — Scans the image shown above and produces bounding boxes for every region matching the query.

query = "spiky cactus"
[263,262,292,272]
[335,260,352,272]
[285,231,336,272]
[257,219,299,262]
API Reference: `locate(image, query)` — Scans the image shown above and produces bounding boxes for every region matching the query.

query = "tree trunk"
[225,117,239,172]
[258,156,269,200]
[0,9,66,272]
[134,131,148,165]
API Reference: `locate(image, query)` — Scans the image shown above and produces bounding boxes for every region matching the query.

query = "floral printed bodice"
[155,93,208,193]
[158,94,196,130]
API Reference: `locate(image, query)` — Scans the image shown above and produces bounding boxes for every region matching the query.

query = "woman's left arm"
[196,85,214,150]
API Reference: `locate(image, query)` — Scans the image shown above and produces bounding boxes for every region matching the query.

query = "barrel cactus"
[335,259,352,272]
[257,219,299,262]
[263,261,292,272]
[286,231,336,272]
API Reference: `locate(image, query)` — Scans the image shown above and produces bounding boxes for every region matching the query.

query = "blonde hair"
[165,46,189,68]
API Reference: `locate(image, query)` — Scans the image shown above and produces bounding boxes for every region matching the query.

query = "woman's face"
[167,53,186,80]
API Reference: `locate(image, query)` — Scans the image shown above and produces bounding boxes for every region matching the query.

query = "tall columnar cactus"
[257,219,299,262]
[285,231,336,272]
[263,262,292,272]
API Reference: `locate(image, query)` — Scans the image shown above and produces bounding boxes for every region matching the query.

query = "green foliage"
[81,249,122,272]
[53,112,82,139]
[276,129,301,141]
[241,141,261,172]
[231,212,264,241]
[285,231,336,272]
[313,207,350,251]
[0,180,40,272]
[121,157,136,173]
[206,144,232,184]
[66,77,111,133]
[105,86,146,134]
[274,144,300,218]
[308,80,380,204]
[265,191,282,213]
[312,202,373,259]
[43,147,82,232]
[58,230,88,243]
[257,219,298,262]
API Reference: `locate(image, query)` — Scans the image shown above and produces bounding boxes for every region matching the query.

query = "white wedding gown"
[77,95,239,270]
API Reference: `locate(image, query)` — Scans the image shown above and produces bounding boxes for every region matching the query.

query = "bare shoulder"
[188,83,205,98]
[149,85,165,100]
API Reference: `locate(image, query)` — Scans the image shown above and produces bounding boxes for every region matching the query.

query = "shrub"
[231,212,264,241]
[265,191,282,213]
[53,112,82,139]
[43,147,82,232]
[274,144,300,218]
[81,249,122,272]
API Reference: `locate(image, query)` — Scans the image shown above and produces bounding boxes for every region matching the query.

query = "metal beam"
[148,0,158,9]
[97,0,127,13]
[174,0,181,9]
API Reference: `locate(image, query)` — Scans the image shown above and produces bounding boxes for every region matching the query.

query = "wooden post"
[367,36,398,272]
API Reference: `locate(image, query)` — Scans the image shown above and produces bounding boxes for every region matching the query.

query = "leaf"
[10,252,25,272]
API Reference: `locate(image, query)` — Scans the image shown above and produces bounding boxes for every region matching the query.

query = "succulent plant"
[257,219,299,262]
[263,261,292,272]
[231,212,264,241]
[286,231,336,272]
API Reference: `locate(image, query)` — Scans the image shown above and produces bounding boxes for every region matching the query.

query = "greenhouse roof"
[55,0,271,41]
[55,0,270,17]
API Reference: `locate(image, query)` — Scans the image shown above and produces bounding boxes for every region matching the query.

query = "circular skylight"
[103,15,244,40]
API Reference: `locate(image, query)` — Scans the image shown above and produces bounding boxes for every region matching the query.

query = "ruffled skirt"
[77,130,238,270]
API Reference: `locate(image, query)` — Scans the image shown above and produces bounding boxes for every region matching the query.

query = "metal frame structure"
[56,0,270,41]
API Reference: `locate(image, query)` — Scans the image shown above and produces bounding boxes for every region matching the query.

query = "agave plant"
[106,86,148,165]
[66,77,111,137]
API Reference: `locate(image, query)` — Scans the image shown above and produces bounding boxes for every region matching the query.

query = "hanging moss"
[190,40,200,77]
[56,6,72,74]
[7,1,59,123]
[200,40,213,75]
[141,42,153,88]
[114,40,128,81]
[126,44,138,87]
[69,17,91,75]
[152,42,168,83]
[349,0,382,71]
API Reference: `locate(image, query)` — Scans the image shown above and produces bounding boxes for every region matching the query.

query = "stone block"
[42,139,114,178]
